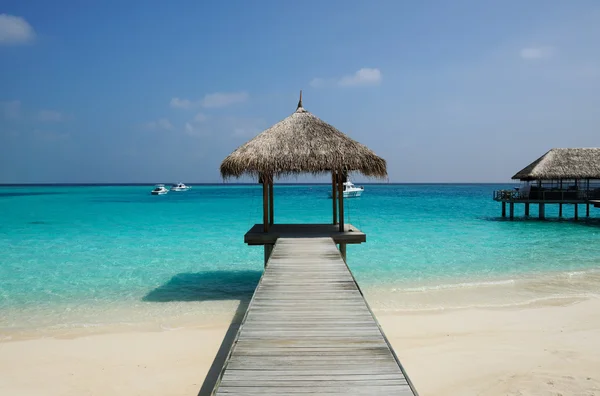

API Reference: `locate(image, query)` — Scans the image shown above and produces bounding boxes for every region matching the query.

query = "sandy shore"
[2,298,600,396]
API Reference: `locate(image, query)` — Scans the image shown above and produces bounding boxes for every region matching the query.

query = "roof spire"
[297,90,303,110]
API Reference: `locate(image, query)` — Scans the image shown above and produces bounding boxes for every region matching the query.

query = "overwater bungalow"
[494,148,600,219]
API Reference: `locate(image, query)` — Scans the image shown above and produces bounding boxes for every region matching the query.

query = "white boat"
[328,181,364,198]
[170,182,191,192]
[151,184,169,195]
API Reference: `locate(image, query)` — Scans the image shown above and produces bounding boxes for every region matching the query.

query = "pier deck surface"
[212,237,417,396]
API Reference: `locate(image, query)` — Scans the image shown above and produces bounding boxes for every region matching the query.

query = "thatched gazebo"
[493,148,600,219]
[220,91,387,263]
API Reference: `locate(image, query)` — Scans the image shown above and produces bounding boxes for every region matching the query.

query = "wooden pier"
[211,237,418,396]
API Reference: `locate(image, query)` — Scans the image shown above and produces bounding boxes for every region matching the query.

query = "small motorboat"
[328,180,364,198]
[170,182,191,192]
[151,184,169,195]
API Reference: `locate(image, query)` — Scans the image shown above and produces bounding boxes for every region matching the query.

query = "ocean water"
[1,184,600,338]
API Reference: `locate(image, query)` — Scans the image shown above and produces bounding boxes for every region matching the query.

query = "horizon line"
[0,182,518,187]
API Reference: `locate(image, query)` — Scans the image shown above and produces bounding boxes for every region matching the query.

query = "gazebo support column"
[332,173,337,224]
[269,182,274,225]
[260,175,272,266]
[340,243,347,263]
[574,204,578,221]
[509,203,514,219]
[501,202,506,218]
[586,203,590,217]
[525,203,530,217]
[539,203,545,219]
[264,244,273,268]
[261,176,269,232]
[338,172,345,232]
[559,203,563,217]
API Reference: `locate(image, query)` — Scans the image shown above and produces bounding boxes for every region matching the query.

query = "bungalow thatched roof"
[512,148,600,180]
[220,93,387,179]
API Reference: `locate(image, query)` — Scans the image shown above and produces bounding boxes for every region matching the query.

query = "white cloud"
[1,100,21,119]
[194,112,207,122]
[184,121,210,137]
[170,92,248,110]
[520,46,555,60]
[309,78,326,88]
[170,97,199,109]
[338,68,382,86]
[33,129,69,141]
[232,127,261,138]
[201,91,248,108]
[144,118,174,131]
[0,14,35,45]
[37,110,63,122]
[311,68,383,88]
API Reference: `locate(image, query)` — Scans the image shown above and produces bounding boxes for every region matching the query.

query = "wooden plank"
[211,237,418,396]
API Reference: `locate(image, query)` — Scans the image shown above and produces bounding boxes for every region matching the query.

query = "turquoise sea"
[2,184,600,338]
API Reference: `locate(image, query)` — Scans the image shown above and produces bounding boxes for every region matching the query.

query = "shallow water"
[1,184,599,337]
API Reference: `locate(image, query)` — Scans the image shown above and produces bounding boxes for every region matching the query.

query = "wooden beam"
[262,176,269,233]
[539,203,545,219]
[263,244,273,267]
[502,202,506,217]
[269,182,274,225]
[338,172,345,232]
[559,203,563,217]
[525,203,530,216]
[332,172,337,224]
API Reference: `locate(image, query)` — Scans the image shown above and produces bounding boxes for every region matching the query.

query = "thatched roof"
[220,93,387,179]
[512,148,600,180]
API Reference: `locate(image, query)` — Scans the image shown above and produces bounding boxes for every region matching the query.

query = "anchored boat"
[328,180,364,198]
[170,182,191,192]
[150,184,168,195]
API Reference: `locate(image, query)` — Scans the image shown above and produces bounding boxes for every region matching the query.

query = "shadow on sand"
[142,270,262,396]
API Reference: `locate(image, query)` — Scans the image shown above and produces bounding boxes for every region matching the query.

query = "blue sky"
[1,0,599,183]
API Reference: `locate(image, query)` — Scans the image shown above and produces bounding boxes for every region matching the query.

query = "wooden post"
[502,202,506,217]
[340,243,347,263]
[587,203,590,217]
[539,203,545,219]
[332,173,337,224]
[338,173,345,232]
[509,203,514,219]
[574,204,578,221]
[269,182,274,225]
[525,203,530,216]
[559,203,563,217]
[264,244,273,267]
[261,176,269,233]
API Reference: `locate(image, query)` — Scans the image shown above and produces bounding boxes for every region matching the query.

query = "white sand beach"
[1,297,600,396]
